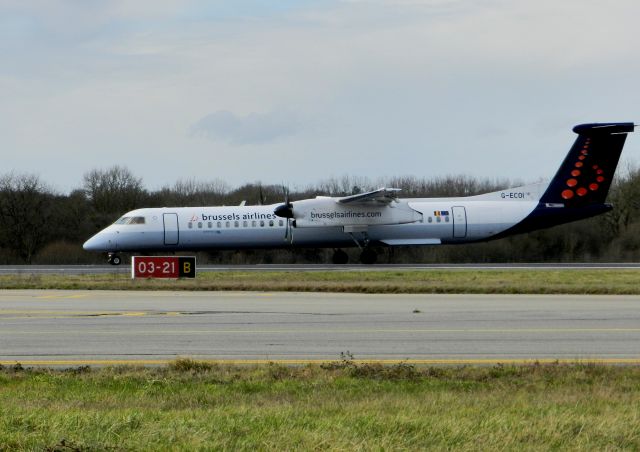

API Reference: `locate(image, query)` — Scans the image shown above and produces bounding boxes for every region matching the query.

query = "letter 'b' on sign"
[132,256,196,279]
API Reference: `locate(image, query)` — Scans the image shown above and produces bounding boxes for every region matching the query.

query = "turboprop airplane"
[83,122,634,265]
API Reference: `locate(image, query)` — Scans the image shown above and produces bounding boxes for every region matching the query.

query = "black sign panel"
[178,256,196,278]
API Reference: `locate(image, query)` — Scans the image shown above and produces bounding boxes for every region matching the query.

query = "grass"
[2,269,640,294]
[0,360,639,450]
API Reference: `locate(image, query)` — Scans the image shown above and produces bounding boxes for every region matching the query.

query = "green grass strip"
[2,269,640,294]
[0,360,639,450]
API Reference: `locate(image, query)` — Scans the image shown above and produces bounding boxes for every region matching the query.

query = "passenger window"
[260,220,265,227]
[208,222,212,228]
[225,221,230,228]
[269,220,274,227]
[188,222,193,229]
[445,217,450,222]
[243,221,248,227]
[428,217,432,223]
[198,222,202,229]
[437,217,441,223]
[279,220,284,227]
[252,221,257,227]
[217,221,221,228]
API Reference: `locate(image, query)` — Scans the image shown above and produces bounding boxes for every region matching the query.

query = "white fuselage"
[83,185,543,253]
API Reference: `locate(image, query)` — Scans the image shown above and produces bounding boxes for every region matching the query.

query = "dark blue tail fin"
[540,123,634,206]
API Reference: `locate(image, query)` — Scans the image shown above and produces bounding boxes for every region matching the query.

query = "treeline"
[1,165,640,264]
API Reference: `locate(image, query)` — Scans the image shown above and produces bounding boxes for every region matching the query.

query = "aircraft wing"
[336,187,401,204]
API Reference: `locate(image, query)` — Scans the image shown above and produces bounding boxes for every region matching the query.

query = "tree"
[83,166,147,228]
[0,173,54,263]
[154,178,229,207]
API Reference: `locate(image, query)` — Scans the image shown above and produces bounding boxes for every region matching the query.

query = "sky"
[1,0,639,193]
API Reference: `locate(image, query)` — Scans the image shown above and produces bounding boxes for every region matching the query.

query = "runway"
[2,263,640,275]
[1,290,639,366]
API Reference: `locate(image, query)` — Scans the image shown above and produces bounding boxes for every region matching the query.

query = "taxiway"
[1,290,638,366]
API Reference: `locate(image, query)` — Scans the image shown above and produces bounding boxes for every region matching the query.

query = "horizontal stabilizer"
[572,123,634,135]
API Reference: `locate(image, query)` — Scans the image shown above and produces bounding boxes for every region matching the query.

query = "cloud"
[1,0,639,192]
[190,110,301,145]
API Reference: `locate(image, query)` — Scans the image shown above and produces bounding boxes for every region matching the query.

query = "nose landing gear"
[107,253,122,266]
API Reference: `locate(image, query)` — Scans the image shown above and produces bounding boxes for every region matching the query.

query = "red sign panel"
[131,256,196,279]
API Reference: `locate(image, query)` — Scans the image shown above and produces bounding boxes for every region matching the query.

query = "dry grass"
[1,269,640,294]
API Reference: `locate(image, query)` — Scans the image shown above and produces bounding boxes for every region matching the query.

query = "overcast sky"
[1,0,639,193]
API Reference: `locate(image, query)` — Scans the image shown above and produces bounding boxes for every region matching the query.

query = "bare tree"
[83,166,147,226]
[0,173,53,263]
[156,178,229,206]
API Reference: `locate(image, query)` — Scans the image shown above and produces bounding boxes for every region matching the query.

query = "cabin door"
[452,206,467,238]
[163,213,179,245]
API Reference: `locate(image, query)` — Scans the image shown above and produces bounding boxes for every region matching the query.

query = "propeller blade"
[277,185,294,242]
[274,185,294,219]
[289,218,294,243]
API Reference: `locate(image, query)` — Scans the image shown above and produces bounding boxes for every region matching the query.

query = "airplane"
[83,122,635,265]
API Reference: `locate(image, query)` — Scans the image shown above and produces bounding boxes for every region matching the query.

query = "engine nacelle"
[291,197,422,227]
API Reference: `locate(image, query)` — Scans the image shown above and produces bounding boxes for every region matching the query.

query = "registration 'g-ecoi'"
[84,122,635,264]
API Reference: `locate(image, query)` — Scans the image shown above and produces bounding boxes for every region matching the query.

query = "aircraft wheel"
[108,254,122,266]
[332,249,349,265]
[360,248,377,265]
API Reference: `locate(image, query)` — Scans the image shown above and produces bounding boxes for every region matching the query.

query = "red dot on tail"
[571,170,581,177]
[597,169,603,174]
[577,187,588,196]
[566,179,578,187]
[562,189,574,199]
[575,162,583,168]
[597,176,605,182]
[589,183,599,191]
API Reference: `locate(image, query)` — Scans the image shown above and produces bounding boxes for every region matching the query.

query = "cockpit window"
[114,216,145,225]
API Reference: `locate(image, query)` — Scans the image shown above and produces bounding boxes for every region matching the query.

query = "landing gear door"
[452,206,467,238]
[163,213,179,245]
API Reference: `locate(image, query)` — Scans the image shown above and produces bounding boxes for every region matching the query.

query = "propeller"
[274,186,294,243]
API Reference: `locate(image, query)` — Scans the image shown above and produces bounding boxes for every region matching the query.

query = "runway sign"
[131,256,196,279]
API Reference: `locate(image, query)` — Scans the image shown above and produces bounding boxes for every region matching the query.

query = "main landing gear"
[107,253,122,266]
[332,249,349,264]
[359,248,377,265]
[331,248,378,265]
[343,229,378,265]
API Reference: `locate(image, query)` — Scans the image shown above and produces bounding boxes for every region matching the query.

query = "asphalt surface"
[3,263,640,274]
[1,290,639,366]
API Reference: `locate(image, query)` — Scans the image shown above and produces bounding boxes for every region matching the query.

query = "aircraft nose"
[83,235,102,251]
[83,233,115,252]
